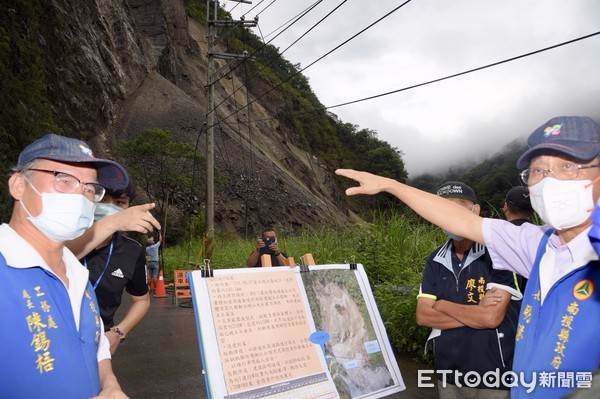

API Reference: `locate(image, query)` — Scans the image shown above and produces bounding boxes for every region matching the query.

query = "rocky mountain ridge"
[39,0,355,237]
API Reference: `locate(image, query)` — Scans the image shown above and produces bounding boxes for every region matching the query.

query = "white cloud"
[233,0,600,176]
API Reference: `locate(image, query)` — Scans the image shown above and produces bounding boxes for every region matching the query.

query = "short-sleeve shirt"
[419,239,522,388]
[145,241,160,262]
[83,232,148,329]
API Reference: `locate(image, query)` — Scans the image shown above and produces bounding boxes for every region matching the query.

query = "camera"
[259,237,276,255]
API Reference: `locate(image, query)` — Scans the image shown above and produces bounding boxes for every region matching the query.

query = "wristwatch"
[273,251,281,257]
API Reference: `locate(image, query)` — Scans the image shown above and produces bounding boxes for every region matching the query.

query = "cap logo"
[79,144,95,158]
[543,123,562,138]
[437,184,463,196]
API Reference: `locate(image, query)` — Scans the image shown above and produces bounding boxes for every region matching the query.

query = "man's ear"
[472,203,481,216]
[8,173,26,201]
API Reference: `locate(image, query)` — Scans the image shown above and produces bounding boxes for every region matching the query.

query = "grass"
[161,210,441,363]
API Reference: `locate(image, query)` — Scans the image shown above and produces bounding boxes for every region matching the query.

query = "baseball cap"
[516,116,600,169]
[17,134,128,189]
[436,181,477,204]
[505,186,532,211]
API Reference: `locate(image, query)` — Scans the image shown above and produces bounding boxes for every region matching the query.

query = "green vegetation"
[0,1,60,221]
[115,128,206,242]
[162,209,441,362]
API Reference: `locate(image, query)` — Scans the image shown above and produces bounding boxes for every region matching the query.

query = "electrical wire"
[210,0,366,115]
[262,0,322,41]
[215,0,413,125]
[242,0,267,17]
[206,0,323,88]
[244,0,275,19]
[227,0,242,14]
[325,29,600,110]
[277,0,349,62]
[244,29,600,122]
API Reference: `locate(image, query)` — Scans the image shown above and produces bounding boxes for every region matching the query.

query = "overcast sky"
[230,0,600,177]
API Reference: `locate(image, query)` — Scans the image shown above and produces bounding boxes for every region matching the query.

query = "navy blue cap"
[517,116,600,169]
[17,134,129,189]
[505,186,532,211]
[436,181,477,204]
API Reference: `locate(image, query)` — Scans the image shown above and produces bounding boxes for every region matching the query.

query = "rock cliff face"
[39,0,353,236]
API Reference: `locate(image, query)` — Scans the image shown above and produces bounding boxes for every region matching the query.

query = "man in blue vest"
[337,115,600,398]
[0,134,129,398]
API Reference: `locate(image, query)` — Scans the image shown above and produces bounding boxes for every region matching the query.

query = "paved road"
[112,291,438,399]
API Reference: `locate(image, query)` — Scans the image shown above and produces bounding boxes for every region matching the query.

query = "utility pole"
[205,0,256,259]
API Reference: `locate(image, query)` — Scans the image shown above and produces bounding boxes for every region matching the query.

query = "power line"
[227,1,242,14]
[206,0,323,88]
[277,0,350,61]
[248,0,276,19]
[262,0,322,41]
[225,0,350,109]
[216,0,414,124]
[325,29,600,110]
[245,30,600,122]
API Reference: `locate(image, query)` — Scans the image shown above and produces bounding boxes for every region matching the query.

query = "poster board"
[189,264,405,399]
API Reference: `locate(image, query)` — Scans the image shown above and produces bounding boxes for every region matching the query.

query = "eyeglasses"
[520,163,600,186]
[27,168,106,202]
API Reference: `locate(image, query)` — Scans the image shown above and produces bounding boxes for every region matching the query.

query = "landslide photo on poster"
[301,266,400,399]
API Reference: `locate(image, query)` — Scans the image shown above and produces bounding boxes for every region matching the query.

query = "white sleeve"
[97,318,111,362]
[486,282,523,301]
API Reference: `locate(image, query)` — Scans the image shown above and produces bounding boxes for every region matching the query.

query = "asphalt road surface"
[112,291,438,399]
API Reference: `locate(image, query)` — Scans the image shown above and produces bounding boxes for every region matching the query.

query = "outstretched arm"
[335,169,484,244]
[67,203,161,258]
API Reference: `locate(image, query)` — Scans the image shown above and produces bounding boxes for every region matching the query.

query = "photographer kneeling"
[247,227,288,267]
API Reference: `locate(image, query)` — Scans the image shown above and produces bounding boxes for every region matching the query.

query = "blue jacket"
[420,240,522,388]
[512,229,600,398]
[0,252,102,398]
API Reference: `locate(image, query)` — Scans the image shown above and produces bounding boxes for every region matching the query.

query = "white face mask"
[529,177,595,230]
[21,178,96,242]
[94,202,123,221]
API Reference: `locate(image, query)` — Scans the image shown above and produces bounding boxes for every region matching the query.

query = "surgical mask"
[21,177,95,242]
[94,202,123,221]
[529,177,595,230]
[443,230,464,242]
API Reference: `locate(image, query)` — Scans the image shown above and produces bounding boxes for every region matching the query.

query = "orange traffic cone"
[154,270,167,298]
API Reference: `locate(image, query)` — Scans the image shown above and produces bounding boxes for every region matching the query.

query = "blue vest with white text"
[511,230,600,399]
[0,253,102,398]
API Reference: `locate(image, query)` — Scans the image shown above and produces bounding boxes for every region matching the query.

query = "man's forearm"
[433,299,504,329]
[336,170,485,244]
[416,299,465,330]
[67,216,119,258]
[116,293,150,335]
[97,359,127,398]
